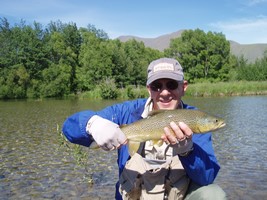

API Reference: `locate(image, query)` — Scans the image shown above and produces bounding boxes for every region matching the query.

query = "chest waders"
[119,153,189,200]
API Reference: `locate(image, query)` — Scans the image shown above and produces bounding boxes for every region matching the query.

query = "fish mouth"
[211,121,226,132]
[218,122,226,129]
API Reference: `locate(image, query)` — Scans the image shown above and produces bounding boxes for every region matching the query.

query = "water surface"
[1,96,267,199]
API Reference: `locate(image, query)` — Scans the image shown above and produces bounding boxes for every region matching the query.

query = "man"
[62,58,226,199]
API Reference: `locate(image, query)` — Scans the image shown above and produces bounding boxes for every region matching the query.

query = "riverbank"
[186,81,267,97]
[79,81,267,99]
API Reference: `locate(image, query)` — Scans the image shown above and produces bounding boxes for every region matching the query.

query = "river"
[1,96,267,200]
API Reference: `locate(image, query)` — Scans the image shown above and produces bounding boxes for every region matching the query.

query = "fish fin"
[156,140,164,147]
[89,141,100,149]
[150,140,164,147]
[128,141,141,156]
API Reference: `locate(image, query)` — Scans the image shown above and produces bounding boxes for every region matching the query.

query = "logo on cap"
[153,63,174,72]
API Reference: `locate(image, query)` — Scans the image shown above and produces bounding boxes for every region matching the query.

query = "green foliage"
[0,18,267,100]
[126,85,135,99]
[130,86,149,99]
[123,85,149,99]
[27,79,41,98]
[40,64,71,97]
[236,51,267,81]
[99,78,118,99]
[0,64,29,98]
[80,85,148,100]
[56,124,93,184]
[165,29,231,83]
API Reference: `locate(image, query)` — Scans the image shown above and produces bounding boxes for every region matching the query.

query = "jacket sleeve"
[179,133,220,186]
[62,110,96,147]
[62,99,146,147]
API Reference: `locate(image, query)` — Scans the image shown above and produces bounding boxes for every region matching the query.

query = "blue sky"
[1,0,267,44]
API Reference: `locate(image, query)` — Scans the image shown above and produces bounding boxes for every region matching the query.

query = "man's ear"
[183,80,188,92]
[147,85,151,96]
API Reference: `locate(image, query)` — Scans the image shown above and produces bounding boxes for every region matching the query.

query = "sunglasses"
[149,80,182,92]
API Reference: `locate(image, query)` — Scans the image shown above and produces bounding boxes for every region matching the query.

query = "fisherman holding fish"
[62,58,227,200]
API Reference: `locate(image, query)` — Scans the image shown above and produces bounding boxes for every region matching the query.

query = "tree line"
[0,18,266,99]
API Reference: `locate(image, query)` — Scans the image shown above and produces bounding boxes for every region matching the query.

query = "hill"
[118,30,267,63]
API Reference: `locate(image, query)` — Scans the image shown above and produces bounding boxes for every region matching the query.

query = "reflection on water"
[184,96,267,199]
[0,99,120,199]
[1,96,267,199]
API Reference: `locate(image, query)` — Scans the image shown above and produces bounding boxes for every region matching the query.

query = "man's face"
[147,78,188,110]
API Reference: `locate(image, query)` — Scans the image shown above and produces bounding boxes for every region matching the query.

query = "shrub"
[99,78,118,99]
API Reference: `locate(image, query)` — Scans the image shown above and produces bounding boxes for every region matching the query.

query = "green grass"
[186,81,267,97]
[77,81,267,100]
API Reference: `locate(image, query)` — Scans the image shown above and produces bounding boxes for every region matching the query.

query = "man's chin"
[158,102,176,110]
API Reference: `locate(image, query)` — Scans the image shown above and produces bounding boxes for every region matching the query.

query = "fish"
[120,109,226,156]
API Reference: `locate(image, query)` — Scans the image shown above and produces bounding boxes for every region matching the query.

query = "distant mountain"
[230,41,267,63]
[118,30,267,63]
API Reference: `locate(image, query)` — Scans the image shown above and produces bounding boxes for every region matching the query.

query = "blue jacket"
[62,98,220,199]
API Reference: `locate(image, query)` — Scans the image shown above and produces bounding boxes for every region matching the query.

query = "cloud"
[246,0,267,6]
[213,16,267,30]
[210,16,267,44]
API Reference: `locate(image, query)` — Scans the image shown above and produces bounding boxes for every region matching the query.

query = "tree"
[78,29,111,91]
[0,18,13,69]
[165,29,231,83]
[40,63,71,97]
[47,21,81,94]
[236,51,267,81]
[122,39,162,86]
[0,64,29,98]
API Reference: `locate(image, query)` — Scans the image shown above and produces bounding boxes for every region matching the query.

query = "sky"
[1,0,267,44]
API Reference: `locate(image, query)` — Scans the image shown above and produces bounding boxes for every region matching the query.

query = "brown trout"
[120,109,226,156]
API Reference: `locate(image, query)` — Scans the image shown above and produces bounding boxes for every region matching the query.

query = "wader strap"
[137,142,145,157]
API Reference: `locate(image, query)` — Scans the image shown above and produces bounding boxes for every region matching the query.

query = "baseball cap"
[146,58,184,85]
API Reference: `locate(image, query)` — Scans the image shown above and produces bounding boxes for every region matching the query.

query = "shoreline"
[1,81,267,100]
[74,81,267,100]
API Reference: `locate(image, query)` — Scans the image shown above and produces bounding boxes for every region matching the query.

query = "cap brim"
[146,72,183,85]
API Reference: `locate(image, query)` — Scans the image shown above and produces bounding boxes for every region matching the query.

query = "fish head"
[195,115,226,133]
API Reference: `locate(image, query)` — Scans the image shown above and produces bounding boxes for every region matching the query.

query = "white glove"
[86,115,127,151]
